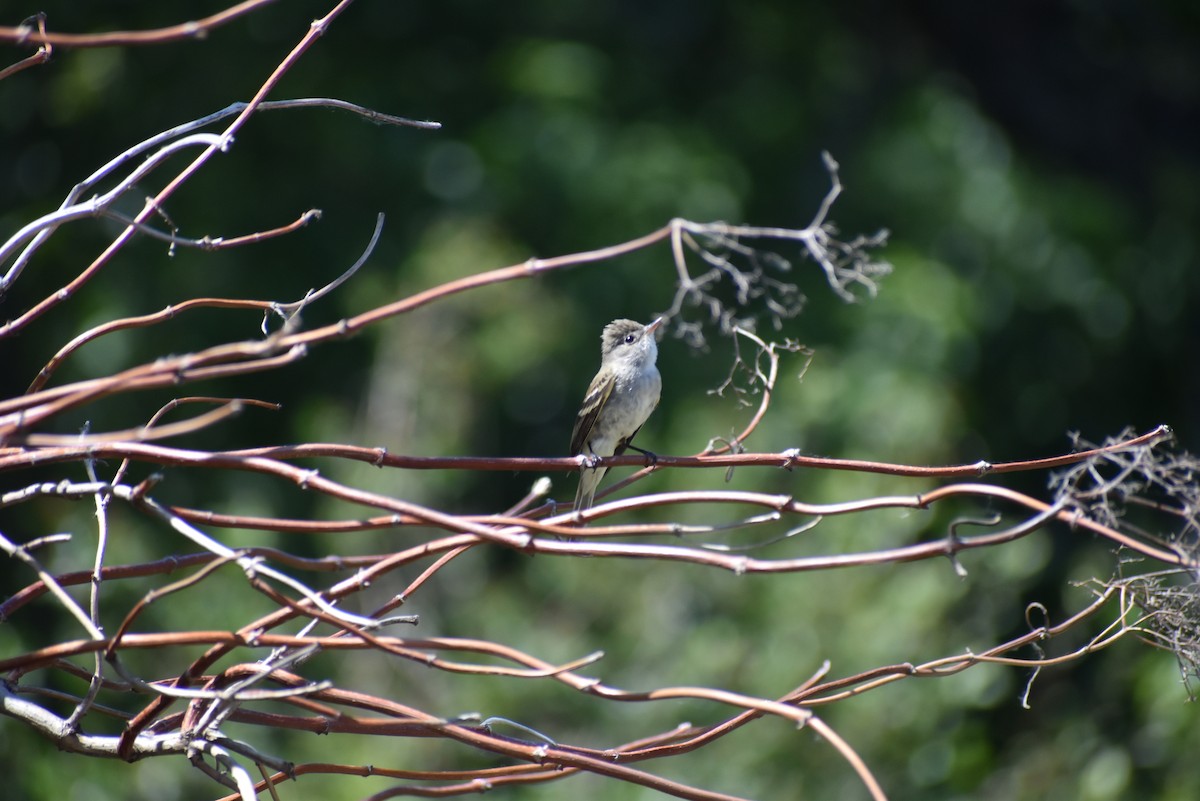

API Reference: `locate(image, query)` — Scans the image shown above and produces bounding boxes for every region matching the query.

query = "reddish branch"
[2,4,1192,799]
[0,1,276,49]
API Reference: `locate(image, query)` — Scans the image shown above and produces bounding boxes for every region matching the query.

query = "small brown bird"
[570,317,663,510]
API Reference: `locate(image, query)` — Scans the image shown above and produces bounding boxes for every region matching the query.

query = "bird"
[570,317,663,511]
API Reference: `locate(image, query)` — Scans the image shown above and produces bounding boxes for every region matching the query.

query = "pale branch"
[0,132,229,289]
[1,94,430,301]
[0,683,189,760]
[0,0,429,337]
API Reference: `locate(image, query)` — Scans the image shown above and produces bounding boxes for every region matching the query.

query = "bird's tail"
[574,466,608,511]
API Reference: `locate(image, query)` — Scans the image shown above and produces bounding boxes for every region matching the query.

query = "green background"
[2,2,1198,799]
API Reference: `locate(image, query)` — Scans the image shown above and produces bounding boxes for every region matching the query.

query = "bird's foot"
[625,444,659,467]
[577,452,603,471]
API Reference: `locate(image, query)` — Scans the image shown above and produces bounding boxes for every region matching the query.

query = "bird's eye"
[624,334,636,344]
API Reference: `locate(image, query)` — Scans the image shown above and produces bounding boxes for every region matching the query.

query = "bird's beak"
[645,317,664,335]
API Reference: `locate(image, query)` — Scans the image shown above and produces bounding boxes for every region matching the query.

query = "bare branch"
[1,4,1187,797]
[0,1,276,49]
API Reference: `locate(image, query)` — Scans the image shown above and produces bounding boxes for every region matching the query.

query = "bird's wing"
[570,371,616,456]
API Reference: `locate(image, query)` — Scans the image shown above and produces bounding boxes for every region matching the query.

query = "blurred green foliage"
[2,1,1199,799]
